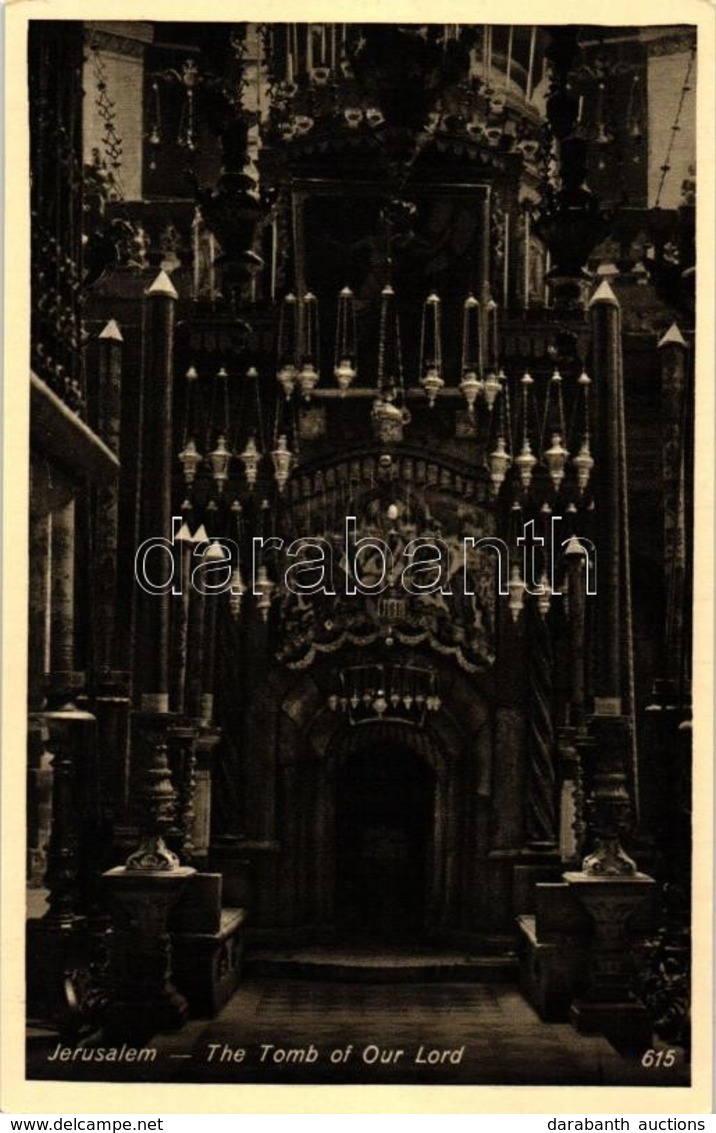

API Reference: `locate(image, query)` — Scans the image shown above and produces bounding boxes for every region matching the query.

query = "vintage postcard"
[2,0,714,1115]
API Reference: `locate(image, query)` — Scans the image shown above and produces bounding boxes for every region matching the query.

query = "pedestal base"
[103,865,195,1041]
[173,907,247,1016]
[570,999,653,1052]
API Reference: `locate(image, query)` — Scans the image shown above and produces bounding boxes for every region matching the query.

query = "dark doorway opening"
[335,744,435,942]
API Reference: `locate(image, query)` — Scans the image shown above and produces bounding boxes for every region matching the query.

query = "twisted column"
[525,597,557,849]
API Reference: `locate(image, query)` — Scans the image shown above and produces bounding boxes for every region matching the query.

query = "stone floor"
[27,975,689,1088]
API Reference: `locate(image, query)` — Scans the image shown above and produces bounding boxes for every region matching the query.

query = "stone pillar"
[28,500,52,884]
[49,500,81,698]
[26,704,96,1022]
[193,728,220,866]
[135,271,178,714]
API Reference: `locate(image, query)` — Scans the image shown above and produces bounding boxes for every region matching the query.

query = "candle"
[526,27,536,101]
[321,24,326,65]
[307,24,313,73]
[271,213,277,301]
[577,94,584,124]
[524,211,530,309]
[286,24,294,83]
[506,26,513,89]
[331,24,336,71]
[486,26,492,89]
[503,212,510,307]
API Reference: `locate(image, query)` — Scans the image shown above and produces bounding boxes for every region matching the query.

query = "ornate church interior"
[25,20,695,1085]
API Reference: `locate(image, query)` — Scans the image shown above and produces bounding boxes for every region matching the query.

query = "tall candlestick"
[503,212,510,306]
[286,24,294,85]
[524,211,531,309]
[526,27,536,101]
[506,26,513,89]
[271,212,278,301]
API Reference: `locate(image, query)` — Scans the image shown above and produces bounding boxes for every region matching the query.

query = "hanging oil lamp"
[229,567,244,621]
[536,571,552,616]
[208,435,231,493]
[488,436,511,491]
[515,439,537,489]
[544,433,569,489]
[255,564,275,622]
[573,439,594,492]
[271,434,294,493]
[508,563,526,622]
[178,438,202,486]
[483,370,501,410]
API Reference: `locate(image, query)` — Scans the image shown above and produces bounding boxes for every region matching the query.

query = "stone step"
[245,946,518,983]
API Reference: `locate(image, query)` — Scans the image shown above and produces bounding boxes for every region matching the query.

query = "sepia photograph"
[5,3,713,1111]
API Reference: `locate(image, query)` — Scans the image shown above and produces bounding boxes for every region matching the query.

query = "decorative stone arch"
[269,656,495,938]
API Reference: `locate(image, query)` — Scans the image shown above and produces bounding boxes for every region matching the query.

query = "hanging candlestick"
[460,294,483,412]
[276,292,298,399]
[377,283,404,401]
[334,286,358,394]
[419,292,444,406]
[298,291,320,399]
[485,297,499,370]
